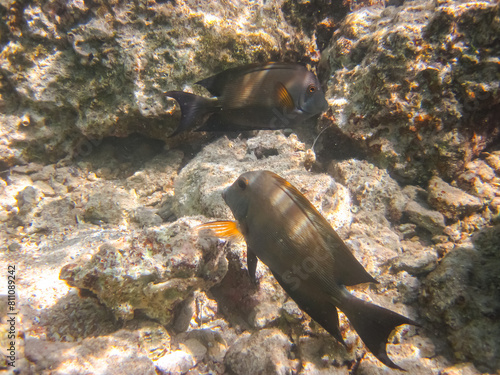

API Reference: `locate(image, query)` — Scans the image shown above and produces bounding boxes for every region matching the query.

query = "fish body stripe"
[269,186,292,214]
[290,215,311,242]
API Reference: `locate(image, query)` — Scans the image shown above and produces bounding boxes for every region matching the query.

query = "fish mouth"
[298,105,309,115]
[298,98,329,116]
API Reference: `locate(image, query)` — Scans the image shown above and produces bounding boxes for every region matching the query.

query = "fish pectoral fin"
[274,82,295,112]
[196,221,244,242]
[247,247,259,284]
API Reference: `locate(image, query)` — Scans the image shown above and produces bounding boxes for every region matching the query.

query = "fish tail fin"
[165,91,216,137]
[340,295,418,370]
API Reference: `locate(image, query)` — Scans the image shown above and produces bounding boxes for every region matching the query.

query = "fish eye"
[237,178,248,190]
[308,85,316,94]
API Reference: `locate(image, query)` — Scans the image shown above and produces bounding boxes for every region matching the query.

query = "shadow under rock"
[209,246,261,331]
[36,290,120,342]
[76,133,165,180]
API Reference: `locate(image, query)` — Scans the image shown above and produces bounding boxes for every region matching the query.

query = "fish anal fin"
[274,82,295,112]
[196,221,244,242]
[271,270,345,346]
[247,247,258,284]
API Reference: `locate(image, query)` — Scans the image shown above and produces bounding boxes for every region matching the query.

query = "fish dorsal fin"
[271,173,376,286]
[275,82,295,112]
[196,221,244,242]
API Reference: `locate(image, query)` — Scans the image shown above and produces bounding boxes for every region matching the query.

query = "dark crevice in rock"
[76,133,165,179]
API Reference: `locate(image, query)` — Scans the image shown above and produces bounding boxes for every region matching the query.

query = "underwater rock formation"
[174,131,353,231]
[0,0,317,168]
[0,0,499,374]
[2,123,499,373]
[320,0,500,184]
[59,217,228,325]
[420,226,500,373]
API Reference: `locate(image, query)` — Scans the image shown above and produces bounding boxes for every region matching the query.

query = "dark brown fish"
[166,63,328,136]
[198,170,418,370]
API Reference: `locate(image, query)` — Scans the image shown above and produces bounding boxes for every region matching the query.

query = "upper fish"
[198,170,418,370]
[165,62,328,136]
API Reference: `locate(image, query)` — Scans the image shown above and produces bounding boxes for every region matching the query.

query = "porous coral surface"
[0,0,499,374]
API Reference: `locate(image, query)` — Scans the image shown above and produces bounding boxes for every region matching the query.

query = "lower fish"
[198,170,418,370]
[166,62,328,136]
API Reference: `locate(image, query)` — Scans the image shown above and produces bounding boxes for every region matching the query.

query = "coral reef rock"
[60,218,228,325]
[175,131,353,231]
[320,0,500,185]
[224,329,297,375]
[428,176,484,221]
[420,226,500,373]
[1,0,499,374]
[25,330,157,375]
[0,0,318,167]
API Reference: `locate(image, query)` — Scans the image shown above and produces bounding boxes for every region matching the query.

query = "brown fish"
[198,170,418,370]
[166,62,328,136]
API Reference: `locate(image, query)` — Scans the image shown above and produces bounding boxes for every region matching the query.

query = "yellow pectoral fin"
[275,82,295,112]
[196,221,244,242]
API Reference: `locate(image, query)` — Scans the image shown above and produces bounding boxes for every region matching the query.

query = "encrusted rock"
[392,243,438,276]
[440,363,482,375]
[224,329,298,375]
[155,350,195,375]
[328,159,407,223]
[404,200,446,235]
[16,185,41,215]
[131,207,163,227]
[83,183,139,225]
[175,132,353,230]
[59,217,228,325]
[125,150,183,203]
[456,156,500,218]
[297,335,351,374]
[2,2,498,374]
[27,197,79,233]
[0,1,318,166]
[249,301,281,329]
[485,151,500,173]
[173,291,219,333]
[420,226,500,372]
[428,176,484,221]
[320,0,500,185]
[25,330,157,375]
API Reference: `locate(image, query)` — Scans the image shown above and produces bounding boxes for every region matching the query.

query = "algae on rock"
[320,0,500,185]
[60,218,228,326]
